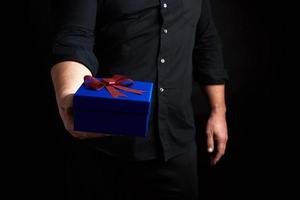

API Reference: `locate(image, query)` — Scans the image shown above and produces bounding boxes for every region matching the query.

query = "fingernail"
[208,147,213,152]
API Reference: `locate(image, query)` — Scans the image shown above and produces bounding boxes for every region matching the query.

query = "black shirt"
[52,0,228,161]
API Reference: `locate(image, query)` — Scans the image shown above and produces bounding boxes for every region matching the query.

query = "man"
[51,0,228,199]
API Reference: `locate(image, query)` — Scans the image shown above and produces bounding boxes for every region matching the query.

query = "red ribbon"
[84,75,145,98]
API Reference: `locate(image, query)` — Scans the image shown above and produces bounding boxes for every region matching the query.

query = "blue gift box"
[73,78,154,137]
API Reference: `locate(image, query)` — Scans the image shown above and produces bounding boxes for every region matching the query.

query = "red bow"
[84,75,145,98]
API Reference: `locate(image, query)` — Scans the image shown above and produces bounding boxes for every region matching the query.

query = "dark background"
[15,0,283,199]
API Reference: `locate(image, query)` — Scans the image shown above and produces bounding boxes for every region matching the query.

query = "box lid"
[73,80,153,113]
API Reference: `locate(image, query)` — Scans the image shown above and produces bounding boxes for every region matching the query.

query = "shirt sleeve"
[52,0,99,75]
[193,0,229,85]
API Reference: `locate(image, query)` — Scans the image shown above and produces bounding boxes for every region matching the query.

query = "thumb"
[65,106,74,131]
[60,105,74,132]
[207,130,214,153]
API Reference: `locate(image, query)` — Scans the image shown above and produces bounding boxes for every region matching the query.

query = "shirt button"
[163,29,168,34]
[160,87,164,92]
[163,3,167,8]
[160,58,166,63]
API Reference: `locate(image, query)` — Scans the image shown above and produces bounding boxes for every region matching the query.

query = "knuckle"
[206,131,212,136]
[69,131,81,139]
[66,129,74,134]
[221,136,228,142]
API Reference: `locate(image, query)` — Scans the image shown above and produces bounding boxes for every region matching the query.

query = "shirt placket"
[157,0,170,159]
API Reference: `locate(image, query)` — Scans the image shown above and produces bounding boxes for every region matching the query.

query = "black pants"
[66,141,199,200]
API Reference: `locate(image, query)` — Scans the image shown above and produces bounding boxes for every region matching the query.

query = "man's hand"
[51,61,108,139]
[206,111,228,166]
[203,84,228,166]
[57,93,109,139]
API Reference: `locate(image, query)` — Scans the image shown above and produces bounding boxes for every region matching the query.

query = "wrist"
[210,105,226,115]
[51,62,91,98]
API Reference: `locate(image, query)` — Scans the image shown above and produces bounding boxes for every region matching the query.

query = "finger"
[211,142,226,165]
[68,130,82,139]
[68,130,92,140]
[76,131,109,138]
[70,131,111,140]
[206,130,214,153]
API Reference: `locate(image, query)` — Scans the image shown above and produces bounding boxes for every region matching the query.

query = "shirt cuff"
[51,45,99,76]
[193,68,229,85]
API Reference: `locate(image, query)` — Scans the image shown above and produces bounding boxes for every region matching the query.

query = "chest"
[98,0,202,25]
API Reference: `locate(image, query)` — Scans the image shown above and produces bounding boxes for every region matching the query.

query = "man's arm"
[51,0,107,139]
[193,0,229,165]
[204,85,228,165]
[52,0,99,75]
